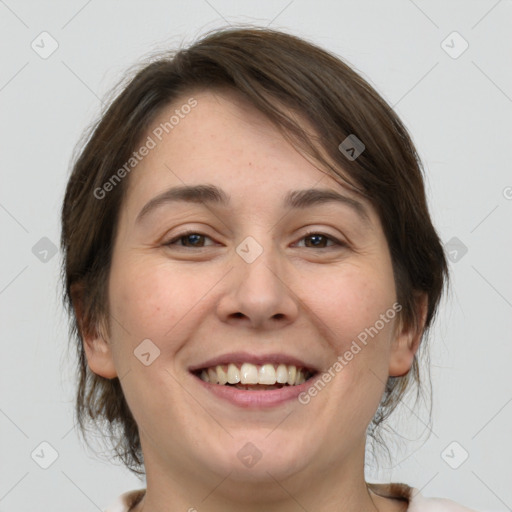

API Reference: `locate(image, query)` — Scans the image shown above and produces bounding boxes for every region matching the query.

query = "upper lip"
[188,352,320,373]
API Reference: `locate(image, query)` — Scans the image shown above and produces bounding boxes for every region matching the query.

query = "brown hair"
[61,26,449,477]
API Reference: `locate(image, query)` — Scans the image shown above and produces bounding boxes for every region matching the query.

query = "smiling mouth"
[191,362,318,390]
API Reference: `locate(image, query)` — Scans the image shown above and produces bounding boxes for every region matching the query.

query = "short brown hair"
[61,26,449,475]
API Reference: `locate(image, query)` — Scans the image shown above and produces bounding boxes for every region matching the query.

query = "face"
[83,89,422,498]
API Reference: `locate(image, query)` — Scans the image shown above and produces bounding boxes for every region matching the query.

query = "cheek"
[306,263,397,348]
[108,257,204,341]
[311,267,397,425]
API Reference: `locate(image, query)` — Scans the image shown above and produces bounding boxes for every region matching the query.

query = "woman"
[61,27,477,511]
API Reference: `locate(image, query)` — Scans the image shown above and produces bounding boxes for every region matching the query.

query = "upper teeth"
[199,363,311,386]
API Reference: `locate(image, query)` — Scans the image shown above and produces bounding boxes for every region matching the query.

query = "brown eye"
[304,234,330,248]
[164,232,214,248]
[296,232,344,249]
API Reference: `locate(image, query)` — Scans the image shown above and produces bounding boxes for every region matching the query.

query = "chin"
[201,440,309,482]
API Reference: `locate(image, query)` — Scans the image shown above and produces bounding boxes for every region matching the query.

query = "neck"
[134,438,386,512]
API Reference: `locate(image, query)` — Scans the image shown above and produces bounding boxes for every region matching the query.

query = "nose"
[216,241,300,330]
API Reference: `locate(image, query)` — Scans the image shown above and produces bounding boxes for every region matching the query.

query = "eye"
[294,231,344,249]
[163,231,216,248]
[163,230,345,250]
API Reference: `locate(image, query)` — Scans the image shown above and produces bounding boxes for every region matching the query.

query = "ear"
[71,282,118,379]
[388,293,428,377]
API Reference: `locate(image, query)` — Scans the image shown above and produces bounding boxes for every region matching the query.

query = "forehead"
[122,89,375,221]
[133,89,314,186]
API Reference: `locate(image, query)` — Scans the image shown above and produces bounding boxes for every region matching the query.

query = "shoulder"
[368,482,478,511]
[103,489,146,512]
[408,487,478,512]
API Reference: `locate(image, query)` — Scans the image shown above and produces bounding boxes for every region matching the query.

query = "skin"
[77,89,427,512]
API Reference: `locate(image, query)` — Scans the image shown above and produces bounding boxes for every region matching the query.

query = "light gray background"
[1,1,511,511]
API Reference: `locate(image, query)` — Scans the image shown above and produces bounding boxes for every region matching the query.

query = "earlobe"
[82,331,118,380]
[388,293,428,377]
[71,283,118,380]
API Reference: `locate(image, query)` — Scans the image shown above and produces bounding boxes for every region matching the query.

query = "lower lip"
[191,372,321,409]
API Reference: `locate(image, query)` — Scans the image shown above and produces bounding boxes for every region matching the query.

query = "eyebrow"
[135,184,371,225]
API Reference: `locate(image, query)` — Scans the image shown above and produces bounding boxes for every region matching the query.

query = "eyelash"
[163,230,345,250]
